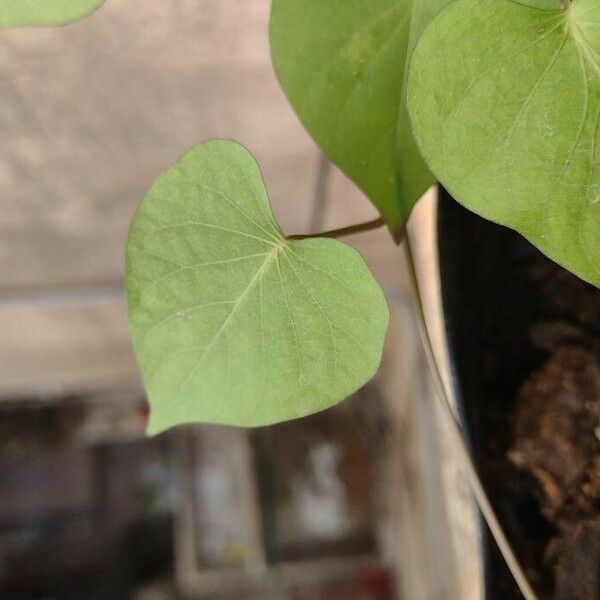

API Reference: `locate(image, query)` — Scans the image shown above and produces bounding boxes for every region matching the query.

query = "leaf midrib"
[172,242,286,400]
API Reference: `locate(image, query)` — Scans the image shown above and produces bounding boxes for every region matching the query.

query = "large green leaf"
[0,0,105,28]
[408,0,600,287]
[127,140,389,434]
[270,0,446,231]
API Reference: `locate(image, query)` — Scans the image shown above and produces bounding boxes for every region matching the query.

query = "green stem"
[288,217,385,240]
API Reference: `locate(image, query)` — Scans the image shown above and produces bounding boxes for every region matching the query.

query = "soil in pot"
[437,190,600,600]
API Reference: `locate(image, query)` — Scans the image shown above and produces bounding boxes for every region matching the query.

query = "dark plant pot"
[436,188,600,599]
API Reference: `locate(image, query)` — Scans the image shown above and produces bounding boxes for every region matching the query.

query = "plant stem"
[403,234,538,600]
[288,216,385,240]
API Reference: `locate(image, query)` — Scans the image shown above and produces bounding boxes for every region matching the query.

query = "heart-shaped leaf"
[408,0,600,288]
[270,0,451,231]
[0,0,105,28]
[127,140,389,433]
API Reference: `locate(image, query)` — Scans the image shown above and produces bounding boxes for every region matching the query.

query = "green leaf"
[127,140,389,434]
[0,0,105,28]
[512,1,563,9]
[407,0,454,54]
[408,0,600,287]
[270,0,442,230]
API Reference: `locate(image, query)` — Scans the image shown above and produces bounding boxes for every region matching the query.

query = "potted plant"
[123,0,600,597]
[8,0,600,597]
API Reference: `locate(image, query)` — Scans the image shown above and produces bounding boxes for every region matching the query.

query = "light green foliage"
[408,0,453,53]
[408,0,600,287]
[0,0,104,28]
[569,0,600,59]
[270,0,449,231]
[127,140,389,434]
[512,1,563,9]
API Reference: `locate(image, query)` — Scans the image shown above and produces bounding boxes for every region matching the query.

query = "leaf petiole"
[288,217,386,240]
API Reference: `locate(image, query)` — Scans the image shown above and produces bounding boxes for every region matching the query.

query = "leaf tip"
[392,225,406,245]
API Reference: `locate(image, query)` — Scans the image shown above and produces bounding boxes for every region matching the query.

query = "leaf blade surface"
[0,0,105,28]
[270,0,443,229]
[408,0,600,287]
[127,140,389,433]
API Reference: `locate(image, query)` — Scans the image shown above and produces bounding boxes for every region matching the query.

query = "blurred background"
[0,2,480,598]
